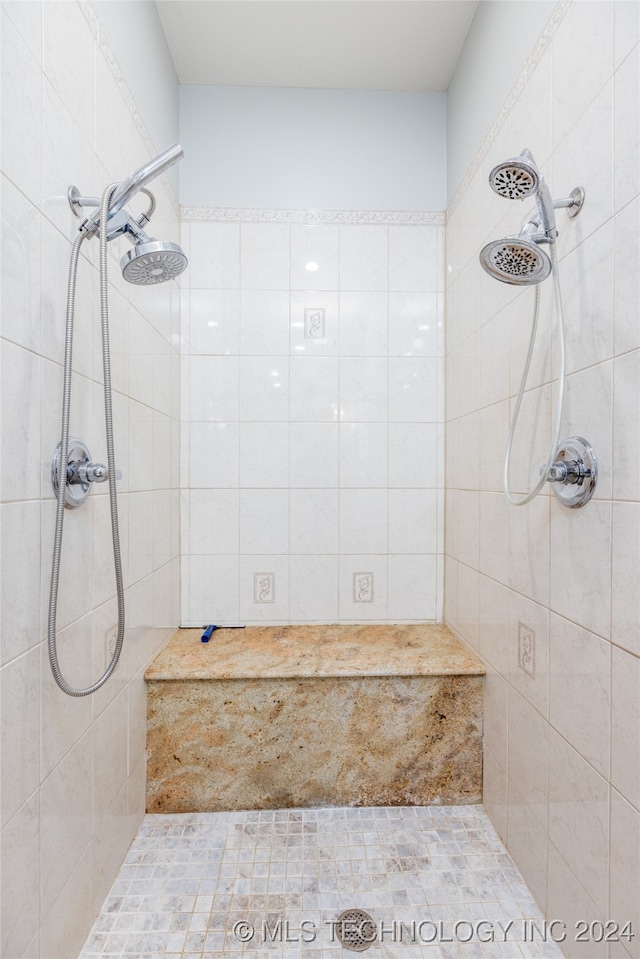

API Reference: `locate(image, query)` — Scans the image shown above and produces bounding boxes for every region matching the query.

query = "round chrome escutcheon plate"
[550,435,598,508]
[51,437,92,509]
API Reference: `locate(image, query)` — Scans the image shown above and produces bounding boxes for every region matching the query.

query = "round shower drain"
[335,909,377,952]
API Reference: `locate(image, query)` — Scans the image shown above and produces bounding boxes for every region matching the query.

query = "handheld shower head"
[479,235,552,285]
[120,238,188,285]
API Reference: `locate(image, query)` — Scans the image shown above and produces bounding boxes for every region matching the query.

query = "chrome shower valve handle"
[543,436,598,508]
[546,460,589,485]
[51,437,122,509]
[67,460,122,485]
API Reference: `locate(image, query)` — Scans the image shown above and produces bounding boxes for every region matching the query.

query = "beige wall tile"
[478,575,509,675]
[508,687,549,829]
[479,491,509,584]
[0,646,40,829]
[40,733,93,918]
[484,669,509,775]
[508,493,550,607]
[546,842,605,959]
[611,646,640,811]
[483,743,507,843]
[549,499,612,641]
[548,731,610,916]
[92,690,129,832]
[612,503,640,657]
[613,350,640,500]
[39,845,94,959]
[549,615,611,778]
[41,618,93,781]
[507,780,548,913]
[0,795,40,959]
[610,789,640,959]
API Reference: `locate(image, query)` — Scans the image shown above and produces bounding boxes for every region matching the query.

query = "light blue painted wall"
[93,0,180,191]
[179,85,447,210]
[447,0,557,202]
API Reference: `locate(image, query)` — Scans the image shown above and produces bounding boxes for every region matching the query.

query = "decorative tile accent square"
[518,622,536,678]
[353,572,374,603]
[305,307,326,339]
[254,572,275,604]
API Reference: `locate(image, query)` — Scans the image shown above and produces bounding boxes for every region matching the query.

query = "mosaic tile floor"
[79,806,562,959]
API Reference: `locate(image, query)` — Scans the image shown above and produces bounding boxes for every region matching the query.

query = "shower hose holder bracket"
[545,435,597,508]
[51,437,122,509]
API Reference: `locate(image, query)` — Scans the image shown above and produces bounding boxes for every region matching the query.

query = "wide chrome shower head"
[120,238,188,285]
[489,150,540,200]
[479,235,552,286]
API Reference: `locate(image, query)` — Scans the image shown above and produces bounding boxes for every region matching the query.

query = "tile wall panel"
[0,3,181,956]
[445,2,640,952]
[181,216,445,625]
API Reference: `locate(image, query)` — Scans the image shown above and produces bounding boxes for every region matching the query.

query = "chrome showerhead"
[120,239,188,285]
[479,235,552,286]
[489,151,540,200]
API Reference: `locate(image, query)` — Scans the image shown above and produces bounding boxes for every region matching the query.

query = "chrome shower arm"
[70,185,157,234]
[534,177,557,240]
[74,143,183,233]
[107,142,183,216]
[533,183,585,239]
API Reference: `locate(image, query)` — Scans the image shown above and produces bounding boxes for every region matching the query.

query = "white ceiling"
[155,1,479,92]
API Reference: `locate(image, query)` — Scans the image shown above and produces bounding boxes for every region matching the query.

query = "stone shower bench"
[144,624,485,813]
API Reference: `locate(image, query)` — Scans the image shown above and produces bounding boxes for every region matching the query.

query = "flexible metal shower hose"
[48,184,126,696]
[503,244,567,506]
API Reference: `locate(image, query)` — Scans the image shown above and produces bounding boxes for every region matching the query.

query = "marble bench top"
[144,624,485,681]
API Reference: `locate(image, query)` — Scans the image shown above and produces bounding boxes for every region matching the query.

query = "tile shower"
[0,1,638,958]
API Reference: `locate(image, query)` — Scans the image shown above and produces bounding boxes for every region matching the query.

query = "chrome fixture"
[480,234,552,285]
[480,148,584,286]
[479,148,587,507]
[121,238,188,285]
[545,436,598,508]
[49,144,185,698]
[69,143,183,229]
[51,438,122,509]
[68,143,188,286]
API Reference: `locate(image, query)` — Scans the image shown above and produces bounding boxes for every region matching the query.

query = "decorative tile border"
[180,206,445,225]
[447,0,572,218]
[82,0,568,225]
[80,0,180,217]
